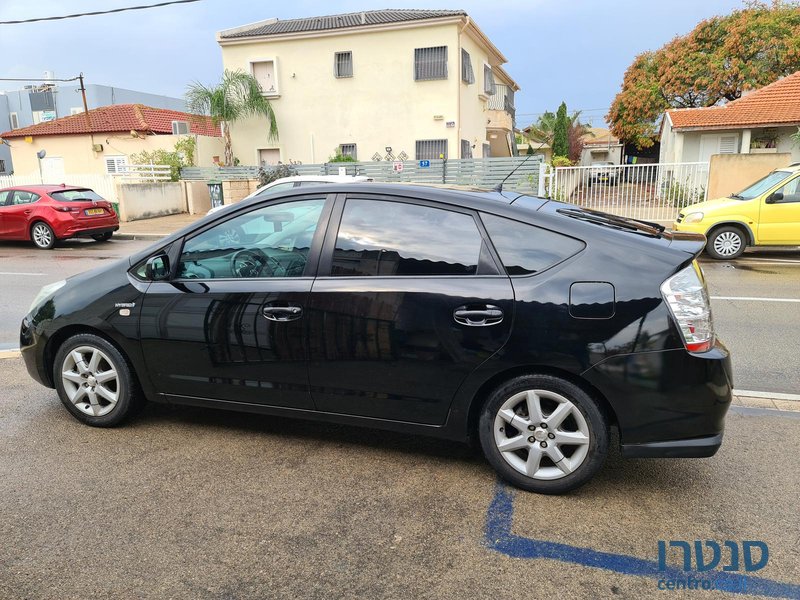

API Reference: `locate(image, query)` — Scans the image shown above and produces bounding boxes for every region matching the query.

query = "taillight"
[660,261,715,353]
[53,205,79,213]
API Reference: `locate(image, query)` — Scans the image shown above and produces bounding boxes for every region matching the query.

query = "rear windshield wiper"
[556,207,665,235]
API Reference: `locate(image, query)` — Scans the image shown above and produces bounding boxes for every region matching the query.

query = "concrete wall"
[219,19,515,164]
[8,133,224,176]
[221,179,260,205]
[116,182,186,222]
[182,180,212,214]
[707,153,793,200]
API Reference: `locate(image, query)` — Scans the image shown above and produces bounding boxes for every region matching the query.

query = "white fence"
[115,164,172,182]
[549,162,709,222]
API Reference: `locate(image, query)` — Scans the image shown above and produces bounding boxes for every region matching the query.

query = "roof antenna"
[492,150,537,193]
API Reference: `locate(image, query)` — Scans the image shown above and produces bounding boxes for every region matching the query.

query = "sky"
[0,0,747,128]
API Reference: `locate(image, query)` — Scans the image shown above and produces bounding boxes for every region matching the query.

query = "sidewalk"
[116,212,205,240]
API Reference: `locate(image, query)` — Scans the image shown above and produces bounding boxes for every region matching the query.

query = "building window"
[9,112,19,129]
[482,143,491,158]
[461,139,473,159]
[483,64,496,96]
[334,51,353,78]
[340,143,357,160]
[251,59,278,95]
[172,120,190,135]
[70,107,84,115]
[0,160,5,173]
[416,139,448,160]
[105,155,129,175]
[414,46,448,81]
[461,49,474,84]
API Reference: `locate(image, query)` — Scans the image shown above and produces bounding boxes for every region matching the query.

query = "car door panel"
[2,191,38,239]
[305,194,514,425]
[758,176,800,243]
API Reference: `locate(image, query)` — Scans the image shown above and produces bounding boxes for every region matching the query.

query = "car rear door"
[139,194,333,409]
[304,193,514,425]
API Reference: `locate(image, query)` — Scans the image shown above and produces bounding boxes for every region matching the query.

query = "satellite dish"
[36,149,47,159]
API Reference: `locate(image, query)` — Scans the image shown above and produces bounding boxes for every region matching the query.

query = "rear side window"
[332,199,483,276]
[481,213,584,275]
[12,191,40,205]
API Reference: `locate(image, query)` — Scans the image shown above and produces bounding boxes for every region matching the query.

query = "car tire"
[30,221,57,250]
[478,374,609,494]
[705,226,747,260]
[92,232,113,242]
[53,333,145,427]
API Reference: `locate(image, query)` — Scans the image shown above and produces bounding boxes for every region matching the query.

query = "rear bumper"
[68,225,119,238]
[621,433,723,458]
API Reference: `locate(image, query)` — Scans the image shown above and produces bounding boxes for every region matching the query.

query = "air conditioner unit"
[92,144,103,152]
[171,120,190,135]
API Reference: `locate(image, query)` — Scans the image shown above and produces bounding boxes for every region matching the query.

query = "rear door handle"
[262,305,303,322]
[453,305,504,326]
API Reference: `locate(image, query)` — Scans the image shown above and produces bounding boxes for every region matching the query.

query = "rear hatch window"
[50,189,105,202]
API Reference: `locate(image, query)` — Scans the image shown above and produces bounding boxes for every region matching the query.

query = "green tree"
[608,1,800,148]
[552,102,569,158]
[186,69,278,166]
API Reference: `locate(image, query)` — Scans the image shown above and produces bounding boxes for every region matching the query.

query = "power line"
[0,77,80,82]
[0,0,202,25]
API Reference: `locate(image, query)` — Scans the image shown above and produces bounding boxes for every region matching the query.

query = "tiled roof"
[221,9,467,38]
[668,71,800,131]
[0,104,221,138]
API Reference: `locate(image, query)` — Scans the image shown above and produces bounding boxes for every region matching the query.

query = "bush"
[328,151,356,163]
[257,163,298,187]
[551,155,573,167]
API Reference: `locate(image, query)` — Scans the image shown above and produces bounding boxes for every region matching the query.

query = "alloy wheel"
[493,389,591,480]
[712,231,742,257]
[32,223,53,248]
[61,345,120,417]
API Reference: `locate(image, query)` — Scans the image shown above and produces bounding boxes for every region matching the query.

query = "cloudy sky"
[0,0,745,127]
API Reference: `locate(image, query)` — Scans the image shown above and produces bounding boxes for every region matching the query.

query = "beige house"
[660,70,800,165]
[580,128,623,166]
[0,104,224,177]
[217,9,520,165]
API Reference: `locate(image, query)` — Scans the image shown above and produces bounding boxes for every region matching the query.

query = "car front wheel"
[706,226,746,260]
[479,375,609,494]
[53,334,144,427]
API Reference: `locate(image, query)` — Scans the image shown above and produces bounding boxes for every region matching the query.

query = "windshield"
[733,171,793,200]
[50,189,105,202]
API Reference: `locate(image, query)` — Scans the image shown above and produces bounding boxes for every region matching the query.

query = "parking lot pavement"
[2,356,799,599]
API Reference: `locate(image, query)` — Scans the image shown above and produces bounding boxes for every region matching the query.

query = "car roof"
[267,175,370,185]
[0,184,88,193]
[776,163,800,174]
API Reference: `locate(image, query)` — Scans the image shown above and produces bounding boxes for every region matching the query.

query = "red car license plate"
[85,208,105,216]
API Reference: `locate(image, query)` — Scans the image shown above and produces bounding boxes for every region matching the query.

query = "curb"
[115,233,166,241]
[0,349,21,359]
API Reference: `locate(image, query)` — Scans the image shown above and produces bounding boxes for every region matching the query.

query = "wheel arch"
[43,325,136,388]
[465,364,618,440]
[706,221,754,245]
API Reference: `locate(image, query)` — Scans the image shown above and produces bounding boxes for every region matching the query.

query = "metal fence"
[181,156,545,192]
[549,161,709,222]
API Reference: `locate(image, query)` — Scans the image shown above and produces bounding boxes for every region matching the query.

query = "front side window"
[771,176,800,203]
[0,191,11,206]
[332,199,483,277]
[178,198,326,279]
[481,213,585,275]
[414,46,448,81]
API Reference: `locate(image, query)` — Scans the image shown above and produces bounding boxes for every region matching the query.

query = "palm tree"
[186,69,278,166]
[526,109,592,145]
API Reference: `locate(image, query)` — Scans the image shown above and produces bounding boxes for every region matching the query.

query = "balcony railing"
[487,84,515,127]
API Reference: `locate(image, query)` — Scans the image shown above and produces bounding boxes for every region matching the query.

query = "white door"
[40,157,65,182]
[699,134,738,164]
[258,149,280,166]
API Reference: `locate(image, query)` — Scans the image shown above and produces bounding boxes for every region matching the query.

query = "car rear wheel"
[706,226,746,260]
[31,222,56,250]
[92,232,113,242]
[479,375,609,494]
[53,334,144,427]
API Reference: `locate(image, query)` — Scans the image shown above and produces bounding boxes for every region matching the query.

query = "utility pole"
[77,73,95,149]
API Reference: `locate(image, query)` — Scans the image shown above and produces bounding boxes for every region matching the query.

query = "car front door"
[305,194,515,425]
[1,190,39,239]
[758,175,800,244]
[139,195,332,409]
[0,191,13,237]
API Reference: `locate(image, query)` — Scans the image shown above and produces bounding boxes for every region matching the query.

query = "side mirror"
[766,191,783,204]
[145,254,170,280]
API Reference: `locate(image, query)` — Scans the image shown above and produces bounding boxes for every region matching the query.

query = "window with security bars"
[482,143,491,158]
[416,139,448,160]
[340,143,357,159]
[483,64,496,95]
[334,51,353,78]
[414,46,448,81]
[461,139,473,159]
[461,49,474,84]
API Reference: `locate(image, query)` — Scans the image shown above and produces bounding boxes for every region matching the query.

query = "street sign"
[419,160,431,168]
[393,161,404,173]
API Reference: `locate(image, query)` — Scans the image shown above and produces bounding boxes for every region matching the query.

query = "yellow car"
[673,163,800,259]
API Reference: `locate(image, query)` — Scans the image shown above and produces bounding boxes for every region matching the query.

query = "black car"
[20,184,732,494]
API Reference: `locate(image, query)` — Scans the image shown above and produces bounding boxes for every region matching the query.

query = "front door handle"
[262,305,303,322]
[453,305,504,326]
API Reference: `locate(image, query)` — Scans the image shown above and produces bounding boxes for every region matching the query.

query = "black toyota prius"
[20,184,732,494]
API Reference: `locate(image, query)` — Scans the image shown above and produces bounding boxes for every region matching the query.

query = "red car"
[0,185,119,249]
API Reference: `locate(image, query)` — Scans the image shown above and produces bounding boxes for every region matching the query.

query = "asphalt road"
[1,356,799,599]
[1,238,798,395]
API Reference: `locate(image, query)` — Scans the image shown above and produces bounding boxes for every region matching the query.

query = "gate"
[549,162,709,222]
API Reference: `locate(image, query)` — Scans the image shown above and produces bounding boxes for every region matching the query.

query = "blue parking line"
[484,483,800,599]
